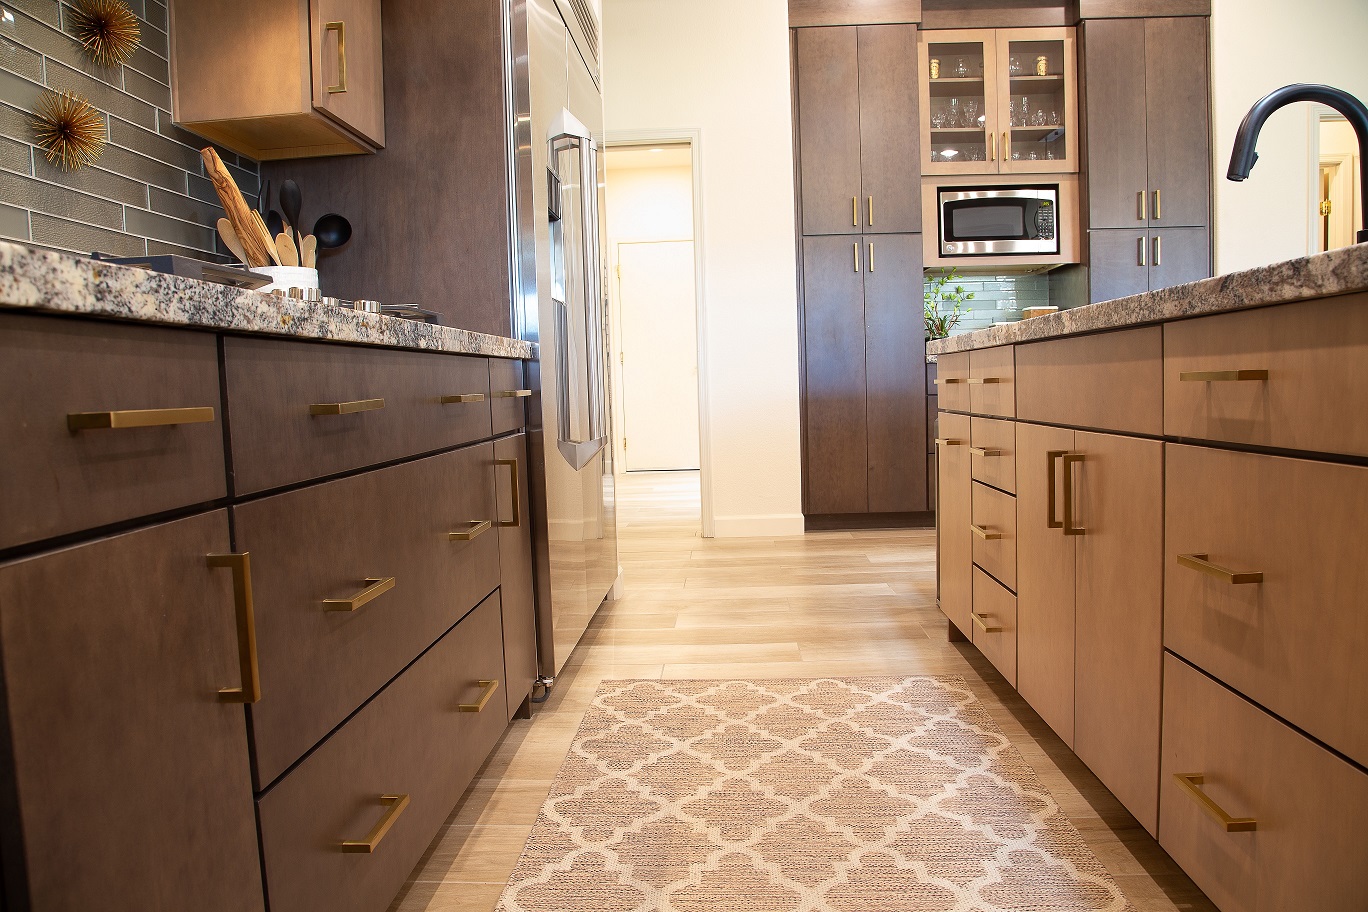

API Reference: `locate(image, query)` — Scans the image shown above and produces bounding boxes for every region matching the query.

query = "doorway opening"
[604,136,712,536]
[1313,112,1362,252]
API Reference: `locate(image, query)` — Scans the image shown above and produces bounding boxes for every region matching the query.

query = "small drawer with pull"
[969,345,1015,418]
[934,351,971,412]
[0,313,226,551]
[233,443,499,788]
[1159,654,1368,912]
[971,567,1017,687]
[969,417,1016,494]
[257,592,507,912]
[489,358,531,435]
[971,480,1016,592]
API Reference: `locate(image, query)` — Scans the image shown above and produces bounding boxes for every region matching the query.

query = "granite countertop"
[0,241,536,360]
[927,243,1368,356]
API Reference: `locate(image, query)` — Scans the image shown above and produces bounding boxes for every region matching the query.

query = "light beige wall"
[601,0,804,537]
[1210,0,1368,272]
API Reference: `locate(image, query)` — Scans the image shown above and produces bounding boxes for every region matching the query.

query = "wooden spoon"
[275,233,299,267]
[253,210,282,266]
[201,148,274,267]
[299,234,318,269]
[216,217,249,265]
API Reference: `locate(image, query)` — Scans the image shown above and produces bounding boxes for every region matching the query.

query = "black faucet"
[1227,84,1368,244]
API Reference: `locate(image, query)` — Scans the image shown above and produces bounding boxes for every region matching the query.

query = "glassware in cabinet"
[919,32,1000,175]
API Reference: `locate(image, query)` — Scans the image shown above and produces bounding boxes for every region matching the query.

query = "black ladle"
[313,213,352,253]
[280,179,303,237]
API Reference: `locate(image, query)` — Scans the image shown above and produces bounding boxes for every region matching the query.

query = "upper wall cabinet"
[794,25,921,236]
[917,28,1078,176]
[169,0,385,161]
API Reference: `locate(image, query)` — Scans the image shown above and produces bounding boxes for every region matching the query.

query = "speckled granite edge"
[927,243,1368,355]
[0,241,536,360]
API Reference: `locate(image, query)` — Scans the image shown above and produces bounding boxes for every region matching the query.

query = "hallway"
[392,472,1214,912]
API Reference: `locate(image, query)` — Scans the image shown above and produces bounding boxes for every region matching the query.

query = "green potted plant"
[925,268,975,341]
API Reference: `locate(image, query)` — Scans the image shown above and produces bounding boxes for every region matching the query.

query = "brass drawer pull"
[1177,553,1264,585]
[1063,453,1086,536]
[934,438,965,447]
[449,520,492,541]
[972,613,1003,634]
[1046,450,1068,530]
[207,553,261,704]
[310,398,385,416]
[971,523,1002,541]
[1174,774,1257,833]
[441,393,486,404]
[458,679,500,713]
[867,196,874,226]
[494,389,533,398]
[1179,370,1269,382]
[852,196,859,227]
[324,21,348,94]
[1138,190,1147,221]
[1153,189,1162,220]
[323,577,396,612]
[496,457,521,528]
[68,406,215,431]
[968,446,1003,457]
[966,377,1003,385]
[339,794,410,853]
[936,377,967,385]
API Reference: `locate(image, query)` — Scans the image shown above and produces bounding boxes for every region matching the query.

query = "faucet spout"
[1227,84,1368,245]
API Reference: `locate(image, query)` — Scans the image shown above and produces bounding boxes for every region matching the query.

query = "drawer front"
[0,511,262,912]
[1165,293,1368,458]
[235,444,500,787]
[224,337,491,494]
[258,593,507,912]
[970,417,1016,494]
[937,412,973,636]
[1017,326,1163,434]
[971,480,1016,592]
[0,313,226,551]
[1165,444,1368,767]
[971,566,1017,686]
[969,345,1015,418]
[489,359,530,436]
[936,351,970,412]
[1159,654,1368,912]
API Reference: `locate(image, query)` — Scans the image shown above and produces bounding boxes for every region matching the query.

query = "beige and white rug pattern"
[496,677,1133,912]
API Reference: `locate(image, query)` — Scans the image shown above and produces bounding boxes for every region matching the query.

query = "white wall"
[601,0,804,537]
[1210,0,1368,273]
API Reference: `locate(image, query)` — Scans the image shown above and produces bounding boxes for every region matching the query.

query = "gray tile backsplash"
[0,0,259,261]
[924,271,1052,337]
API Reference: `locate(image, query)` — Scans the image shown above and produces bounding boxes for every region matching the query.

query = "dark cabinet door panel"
[864,234,927,511]
[1145,17,1211,229]
[0,511,262,912]
[1083,19,1149,230]
[857,25,921,235]
[496,433,537,720]
[1088,229,1151,303]
[796,28,863,236]
[489,359,529,436]
[802,235,868,514]
[1148,227,1210,291]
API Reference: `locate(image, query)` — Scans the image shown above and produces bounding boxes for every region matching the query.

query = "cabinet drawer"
[1165,444,1368,767]
[0,511,262,912]
[0,313,226,551]
[936,412,972,637]
[224,338,491,494]
[970,417,1016,494]
[1017,326,1162,434]
[971,481,1016,592]
[490,359,530,435]
[1159,654,1368,912]
[1164,294,1368,458]
[971,566,1017,686]
[969,345,1015,418]
[235,444,499,787]
[258,592,507,912]
[935,351,970,412]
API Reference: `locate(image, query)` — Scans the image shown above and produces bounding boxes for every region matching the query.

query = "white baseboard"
[710,513,806,538]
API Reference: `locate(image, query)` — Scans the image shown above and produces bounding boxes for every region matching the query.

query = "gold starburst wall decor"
[31,90,107,171]
[68,0,141,68]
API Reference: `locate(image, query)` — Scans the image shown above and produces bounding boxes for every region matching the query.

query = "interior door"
[857,25,921,234]
[796,28,864,235]
[310,0,384,145]
[1144,17,1210,230]
[618,241,700,471]
[1083,19,1149,229]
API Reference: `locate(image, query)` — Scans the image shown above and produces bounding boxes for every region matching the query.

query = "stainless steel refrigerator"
[504,0,618,686]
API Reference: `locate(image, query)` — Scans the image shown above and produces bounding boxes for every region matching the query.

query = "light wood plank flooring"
[391,471,1216,912]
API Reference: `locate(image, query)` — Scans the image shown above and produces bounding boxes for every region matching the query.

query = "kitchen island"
[928,241,1368,911]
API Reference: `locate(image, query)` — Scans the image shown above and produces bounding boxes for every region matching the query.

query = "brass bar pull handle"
[965,377,1002,385]
[853,197,859,227]
[867,196,874,226]
[1047,450,1067,529]
[937,377,967,386]
[494,389,533,398]
[325,21,348,93]
[1003,132,1009,163]
[1177,553,1264,585]
[868,243,875,273]
[310,398,385,416]
[1138,190,1148,221]
[971,523,1002,541]
[934,437,965,447]
[853,242,860,273]
[1179,370,1269,382]
[458,679,500,713]
[1154,234,1162,266]
[1138,235,1147,267]
[972,613,1003,634]
[323,577,396,612]
[989,131,996,161]
[449,520,492,541]
[1153,189,1162,220]
[441,393,486,404]
[496,457,521,528]
[1063,453,1085,536]
[68,406,215,431]
[207,553,261,704]
[1174,774,1257,833]
[340,794,411,853]
[968,446,1002,457]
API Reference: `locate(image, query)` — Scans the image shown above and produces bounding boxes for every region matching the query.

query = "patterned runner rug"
[496,677,1133,912]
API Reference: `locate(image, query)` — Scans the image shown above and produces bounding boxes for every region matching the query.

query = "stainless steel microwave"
[938,185,1059,257]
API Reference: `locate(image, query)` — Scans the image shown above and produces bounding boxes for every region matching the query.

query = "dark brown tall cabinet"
[793,23,929,523]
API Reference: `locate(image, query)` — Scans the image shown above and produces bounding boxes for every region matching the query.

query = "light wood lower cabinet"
[1160,654,1368,912]
[970,481,1016,592]
[969,416,1016,494]
[936,412,973,637]
[1016,326,1163,436]
[971,567,1017,686]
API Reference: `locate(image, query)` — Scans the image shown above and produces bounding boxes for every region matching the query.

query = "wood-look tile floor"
[391,471,1216,912]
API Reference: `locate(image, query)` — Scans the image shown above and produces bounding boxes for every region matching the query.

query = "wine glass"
[963,100,980,130]
[1018,97,1030,126]
[948,97,961,127]
[1048,110,1061,127]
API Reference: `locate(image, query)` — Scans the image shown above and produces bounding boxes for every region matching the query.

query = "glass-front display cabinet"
[919,27,1077,176]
